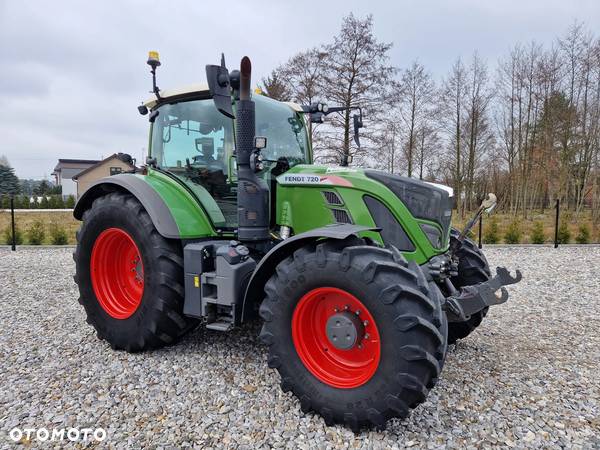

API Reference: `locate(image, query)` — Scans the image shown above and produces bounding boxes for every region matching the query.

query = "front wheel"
[259,238,447,431]
[447,229,492,344]
[73,192,198,352]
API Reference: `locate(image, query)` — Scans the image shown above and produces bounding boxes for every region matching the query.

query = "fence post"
[554,198,560,248]
[10,196,16,251]
[478,214,483,249]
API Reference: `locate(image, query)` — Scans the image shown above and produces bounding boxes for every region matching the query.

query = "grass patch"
[453,210,599,244]
[1,209,598,245]
[0,211,79,245]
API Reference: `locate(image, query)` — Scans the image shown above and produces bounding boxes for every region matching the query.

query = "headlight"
[420,223,442,249]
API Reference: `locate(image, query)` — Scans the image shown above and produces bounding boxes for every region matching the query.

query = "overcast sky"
[1,0,599,179]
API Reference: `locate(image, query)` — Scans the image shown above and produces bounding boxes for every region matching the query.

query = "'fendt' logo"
[277,174,353,187]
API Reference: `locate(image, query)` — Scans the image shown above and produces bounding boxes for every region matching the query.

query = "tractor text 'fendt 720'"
[73,52,521,431]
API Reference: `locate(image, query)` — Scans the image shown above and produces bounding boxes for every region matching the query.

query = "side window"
[110,167,122,176]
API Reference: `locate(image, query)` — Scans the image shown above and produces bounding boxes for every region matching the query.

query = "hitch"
[444,267,522,322]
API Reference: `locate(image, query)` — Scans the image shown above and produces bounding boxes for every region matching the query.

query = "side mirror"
[206,54,234,119]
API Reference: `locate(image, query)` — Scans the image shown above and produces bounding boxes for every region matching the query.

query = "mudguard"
[241,223,377,321]
[73,173,216,239]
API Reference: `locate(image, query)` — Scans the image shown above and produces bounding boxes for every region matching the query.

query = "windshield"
[150,95,309,229]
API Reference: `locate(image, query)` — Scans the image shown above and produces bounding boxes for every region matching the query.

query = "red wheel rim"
[292,287,380,389]
[90,228,144,319]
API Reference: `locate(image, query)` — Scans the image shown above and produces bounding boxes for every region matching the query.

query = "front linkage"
[440,193,522,323]
[444,267,522,322]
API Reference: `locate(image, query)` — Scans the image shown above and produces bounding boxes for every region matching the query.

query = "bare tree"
[396,61,435,177]
[372,112,403,173]
[463,53,494,210]
[414,123,440,180]
[319,13,395,166]
[440,58,467,217]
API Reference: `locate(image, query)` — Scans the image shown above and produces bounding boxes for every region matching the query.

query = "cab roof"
[143,83,303,112]
[143,83,210,109]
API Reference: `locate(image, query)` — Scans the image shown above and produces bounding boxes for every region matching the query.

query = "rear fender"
[73,173,216,239]
[241,224,377,322]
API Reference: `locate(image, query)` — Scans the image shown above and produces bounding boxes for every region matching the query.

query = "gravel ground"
[0,247,599,449]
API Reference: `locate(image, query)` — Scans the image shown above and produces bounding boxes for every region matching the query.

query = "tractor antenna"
[147,51,162,101]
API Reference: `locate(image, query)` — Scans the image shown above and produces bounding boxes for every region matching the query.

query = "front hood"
[277,165,454,195]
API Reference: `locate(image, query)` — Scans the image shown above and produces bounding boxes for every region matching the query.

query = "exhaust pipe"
[235,57,270,242]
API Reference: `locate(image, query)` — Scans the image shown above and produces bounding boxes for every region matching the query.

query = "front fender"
[74,173,216,239]
[241,224,377,321]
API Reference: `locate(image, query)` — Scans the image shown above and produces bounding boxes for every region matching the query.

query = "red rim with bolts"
[90,228,144,319]
[291,287,381,388]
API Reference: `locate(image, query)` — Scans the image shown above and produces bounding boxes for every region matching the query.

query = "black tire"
[447,229,491,344]
[73,192,198,352]
[259,237,447,431]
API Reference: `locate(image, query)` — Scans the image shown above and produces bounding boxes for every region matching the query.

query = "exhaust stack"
[235,57,270,242]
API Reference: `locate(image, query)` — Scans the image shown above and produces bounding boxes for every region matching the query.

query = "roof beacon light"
[146,50,161,102]
[147,51,161,68]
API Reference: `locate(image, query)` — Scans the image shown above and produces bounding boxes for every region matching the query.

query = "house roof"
[53,159,100,173]
[72,153,135,180]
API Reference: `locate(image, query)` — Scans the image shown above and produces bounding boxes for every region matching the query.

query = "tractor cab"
[144,86,310,229]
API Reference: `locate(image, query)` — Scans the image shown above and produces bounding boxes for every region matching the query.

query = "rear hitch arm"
[444,267,522,322]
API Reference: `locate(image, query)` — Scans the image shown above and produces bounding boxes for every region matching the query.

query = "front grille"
[332,208,352,224]
[322,191,343,205]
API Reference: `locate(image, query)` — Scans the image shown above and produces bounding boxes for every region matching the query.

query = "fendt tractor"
[73,52,521,430]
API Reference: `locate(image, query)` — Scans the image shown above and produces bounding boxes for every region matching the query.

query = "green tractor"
[73,52,521,430]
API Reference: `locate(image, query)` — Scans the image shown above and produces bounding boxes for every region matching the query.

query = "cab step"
[206,320,234,332]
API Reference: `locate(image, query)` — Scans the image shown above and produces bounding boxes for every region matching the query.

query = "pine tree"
[34,180,51,195]
[0,164,21,195]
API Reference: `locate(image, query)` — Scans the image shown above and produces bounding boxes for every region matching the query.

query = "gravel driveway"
[0,247,599,449]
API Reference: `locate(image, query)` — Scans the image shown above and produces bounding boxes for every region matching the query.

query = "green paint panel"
[143,168,218,238]
[276,165,448,264]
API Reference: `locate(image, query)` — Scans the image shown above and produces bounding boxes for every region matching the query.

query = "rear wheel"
[259,237,447,431]
[74,192,198,352]
[447,229,491,344]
